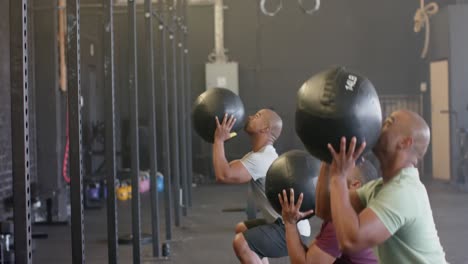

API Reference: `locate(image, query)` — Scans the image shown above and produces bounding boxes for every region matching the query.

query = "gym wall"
[187,0,432,179]
[429,4,468,182]
[2,0,460,200]
[71,0,458,181]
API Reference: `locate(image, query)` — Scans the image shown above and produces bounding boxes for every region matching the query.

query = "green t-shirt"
[357,167,446,264]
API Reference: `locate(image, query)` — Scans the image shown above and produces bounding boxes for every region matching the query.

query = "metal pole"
[157,0,174,242]
[103,0,118,262]
[128,0,141,262]
[177,0,189,217]
[66,0,85,262]
[10,0,33,263]
[184,30,193,207]
[213,0,226,62]
[185,54,193,208]
[145,0,161,257]
[168,1,182,227]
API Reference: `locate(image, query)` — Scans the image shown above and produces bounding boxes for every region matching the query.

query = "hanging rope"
[413,0,439,59]
[260,0,282,16]
[298,0,320,15]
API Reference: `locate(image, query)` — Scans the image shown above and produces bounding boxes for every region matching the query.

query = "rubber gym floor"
[33,181,468,264]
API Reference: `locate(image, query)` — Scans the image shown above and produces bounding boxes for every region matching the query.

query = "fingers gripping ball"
[192,88,246,143]
[265,150,320,217]
[295,67,382,163]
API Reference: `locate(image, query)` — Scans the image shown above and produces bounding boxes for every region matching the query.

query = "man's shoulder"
[242,145,278,163]
[383,168,423,195]
[255,145,277,155]
[363,178,382,189]
[241,145,278,181]
[357,178,382,198]
[393,167,420,184]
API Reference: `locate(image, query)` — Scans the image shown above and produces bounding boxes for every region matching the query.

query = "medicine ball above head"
[192,88,246,143]
[295,66,382,163]
[265,150,320,218]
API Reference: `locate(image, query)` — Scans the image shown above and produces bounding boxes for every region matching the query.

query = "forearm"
[330,177,361,251]
[212,140,230,183]
[285,223,307,264]
[315,165,331,220]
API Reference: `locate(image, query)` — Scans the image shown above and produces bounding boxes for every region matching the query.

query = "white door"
[430,60,451,181]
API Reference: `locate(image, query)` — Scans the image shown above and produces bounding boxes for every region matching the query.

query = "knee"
[235,222,247,234]
[233,233,249,257]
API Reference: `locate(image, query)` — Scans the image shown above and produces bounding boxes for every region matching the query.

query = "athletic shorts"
[243,218,288,259]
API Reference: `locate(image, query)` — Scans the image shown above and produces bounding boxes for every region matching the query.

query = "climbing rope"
[414,0,439,59]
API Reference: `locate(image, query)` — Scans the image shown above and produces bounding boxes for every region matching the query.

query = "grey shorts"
[243,218,288,259]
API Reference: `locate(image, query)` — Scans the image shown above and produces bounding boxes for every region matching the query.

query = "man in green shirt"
[325,110,447,264]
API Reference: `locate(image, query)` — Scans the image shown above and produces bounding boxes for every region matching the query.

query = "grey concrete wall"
[187,0,427,177]
[448,5,468,178]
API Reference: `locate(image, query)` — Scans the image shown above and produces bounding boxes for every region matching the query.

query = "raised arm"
[315,163,365,221]
[212,114,252,184]
[328,137,391,253]
[279,189,314,264]
[315,163,331,220]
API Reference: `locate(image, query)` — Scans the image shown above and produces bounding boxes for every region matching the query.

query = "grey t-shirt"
[240,145,311,236]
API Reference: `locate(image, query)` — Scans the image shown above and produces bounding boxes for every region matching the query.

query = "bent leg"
[239,221,288,262]
[233,233,264,264]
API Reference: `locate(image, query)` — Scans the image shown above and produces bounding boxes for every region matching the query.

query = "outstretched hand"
[327,137,366,180]
[214,114,236,142]
[278,188,314,225]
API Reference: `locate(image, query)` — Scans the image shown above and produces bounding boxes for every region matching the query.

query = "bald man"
[213,109,310,264]
[321,110,447,264]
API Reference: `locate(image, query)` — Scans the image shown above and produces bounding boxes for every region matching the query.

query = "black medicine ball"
[192,88,246,143]
[295,67,382,163]
[265,150,320,217]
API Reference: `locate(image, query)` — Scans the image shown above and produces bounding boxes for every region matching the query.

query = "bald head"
[262,109,283,141]
[394,110,430,160]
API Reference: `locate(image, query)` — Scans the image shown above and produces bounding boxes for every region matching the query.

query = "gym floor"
[33,181,468,264]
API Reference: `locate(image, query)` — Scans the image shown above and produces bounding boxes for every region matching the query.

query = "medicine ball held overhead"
[192,88,246,143]
[295,67,382,163]
[265,150,320,217]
